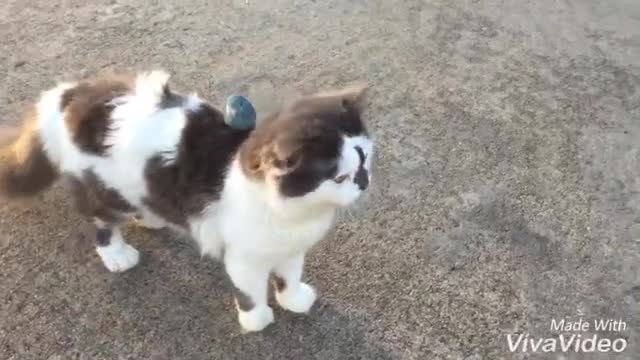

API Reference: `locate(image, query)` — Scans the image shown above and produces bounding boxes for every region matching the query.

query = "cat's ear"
[338,83,368,110]
[271,142,302,175]
[239,136,270,179]
[239,138,301,178]
[314,83,368,111]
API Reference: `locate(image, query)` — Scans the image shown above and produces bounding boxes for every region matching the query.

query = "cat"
[0,70,373,332]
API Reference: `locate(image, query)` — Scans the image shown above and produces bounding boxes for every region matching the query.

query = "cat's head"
[238,85,373,214]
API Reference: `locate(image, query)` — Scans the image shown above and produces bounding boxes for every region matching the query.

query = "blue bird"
[224,95,256,130]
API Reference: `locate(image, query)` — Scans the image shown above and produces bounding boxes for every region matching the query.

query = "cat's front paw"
[276,282,317,313]
[238,305,274,333]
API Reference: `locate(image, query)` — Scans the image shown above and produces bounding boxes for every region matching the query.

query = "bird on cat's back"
[225,95,256,130]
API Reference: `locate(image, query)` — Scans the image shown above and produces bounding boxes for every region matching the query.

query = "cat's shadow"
[2,186,390,359]
[79,226,393,359]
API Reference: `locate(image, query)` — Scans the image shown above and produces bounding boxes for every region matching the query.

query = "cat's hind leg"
[64,175,140,272]
[94,219,140,272]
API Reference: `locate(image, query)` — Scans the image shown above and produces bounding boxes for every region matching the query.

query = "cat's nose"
[354,167,369,190]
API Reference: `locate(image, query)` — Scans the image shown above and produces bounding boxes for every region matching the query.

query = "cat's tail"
[0,113,58,199]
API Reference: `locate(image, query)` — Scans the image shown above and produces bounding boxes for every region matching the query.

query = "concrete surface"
[0,1,638,359]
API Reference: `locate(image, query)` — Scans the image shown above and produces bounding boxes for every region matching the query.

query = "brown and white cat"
[0,70,373,332]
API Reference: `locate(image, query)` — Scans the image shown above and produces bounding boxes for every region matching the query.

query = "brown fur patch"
[62,76,133,155]
[273,275,287,292]
[95,227,113,246]
[159,84,184,109]
[233,287,255,312]
[0,110,58,199]
[143,103,251,227]
[83,169,135,212]
[66,170,134,224]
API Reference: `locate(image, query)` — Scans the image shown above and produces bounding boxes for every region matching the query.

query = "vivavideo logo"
[506,317,629,354]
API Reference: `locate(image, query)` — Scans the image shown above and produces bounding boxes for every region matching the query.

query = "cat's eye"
[286,157,298,168]
[334,174,349,184]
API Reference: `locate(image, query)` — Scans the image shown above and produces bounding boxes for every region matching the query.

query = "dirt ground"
[0,1,638,359]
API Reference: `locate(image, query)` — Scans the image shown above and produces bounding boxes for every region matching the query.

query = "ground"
[0,1,638,359]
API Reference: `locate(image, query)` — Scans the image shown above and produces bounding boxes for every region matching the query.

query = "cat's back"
[36,71,191,170]
[36,70,234,210]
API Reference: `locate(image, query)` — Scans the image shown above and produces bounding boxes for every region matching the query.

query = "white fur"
[237,305,274,333]
[95,229,140,272]
[33,72,373,332]
[272,254,317,313]
[276,282,317,313]
[36,83,75,165]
